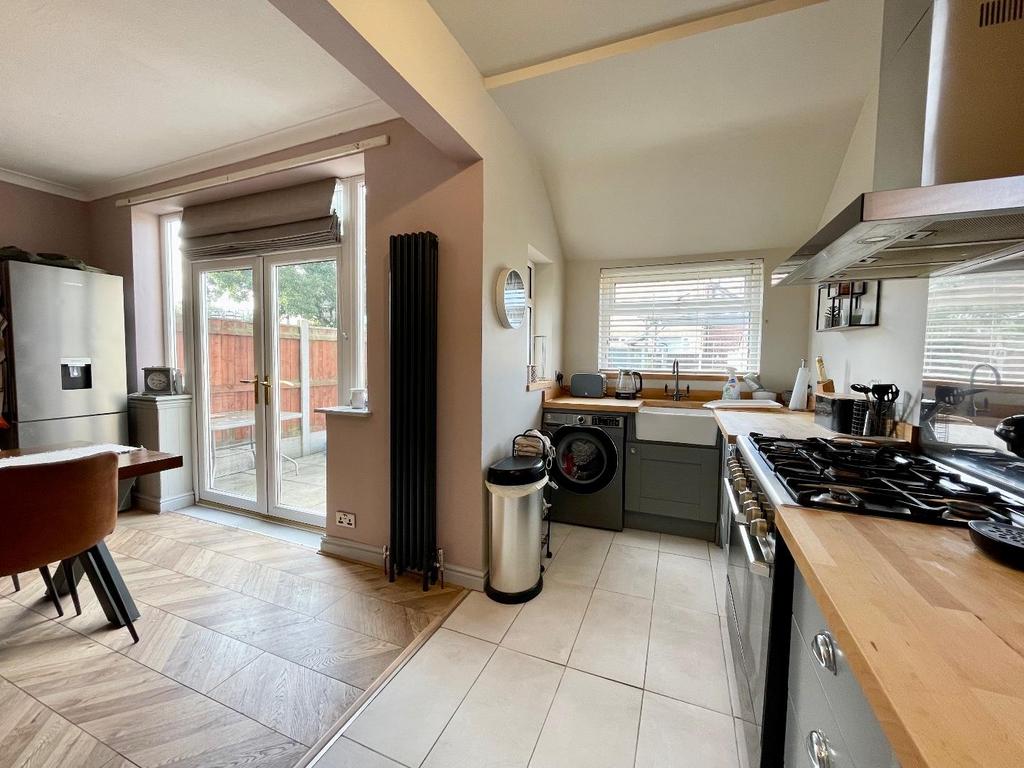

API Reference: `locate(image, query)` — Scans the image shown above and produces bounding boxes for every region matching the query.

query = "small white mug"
[351,388,367,409]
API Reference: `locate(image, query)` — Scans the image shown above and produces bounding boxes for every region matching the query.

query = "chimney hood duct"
[773,0,1024,286]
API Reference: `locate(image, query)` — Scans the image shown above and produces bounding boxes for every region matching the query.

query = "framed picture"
[816,280,880,331]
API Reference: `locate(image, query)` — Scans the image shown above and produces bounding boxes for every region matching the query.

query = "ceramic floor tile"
[544,530,611,588]
[442,590,522,643]
[645,600,731,715]
[500,580,593,664]
[345,628,495,767]
[654,552,718,614]
[659,534,710,560]
[422,647,563,768]
[711,556,729,616]
[635,691,739,768]
[568,589,652,688]
[596,544,658,599]
[315,737,405,767]
[528,668,642,768]
[612,528,661,551]
[209,652,361,746]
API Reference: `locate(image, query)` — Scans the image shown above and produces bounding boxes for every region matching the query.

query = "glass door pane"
[265,256,339,525]
[193,260,266,513]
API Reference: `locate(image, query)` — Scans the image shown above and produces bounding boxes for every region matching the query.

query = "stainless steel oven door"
[724,480,774,767]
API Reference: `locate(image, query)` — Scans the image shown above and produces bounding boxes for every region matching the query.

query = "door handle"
[239,377,259,404]
[261,376,272,400]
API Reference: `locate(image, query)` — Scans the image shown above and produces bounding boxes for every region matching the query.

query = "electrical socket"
[336,511,356,529]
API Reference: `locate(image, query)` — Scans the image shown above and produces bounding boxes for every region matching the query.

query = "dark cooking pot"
[995,415,1024,457]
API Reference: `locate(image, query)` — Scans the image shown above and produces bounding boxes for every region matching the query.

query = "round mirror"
[495,267,526,328]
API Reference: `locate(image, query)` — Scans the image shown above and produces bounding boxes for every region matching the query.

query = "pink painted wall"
[326,119,484,572]
[0,180,91,259]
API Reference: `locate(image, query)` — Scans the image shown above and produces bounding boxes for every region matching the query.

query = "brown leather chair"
[0,452,138,642]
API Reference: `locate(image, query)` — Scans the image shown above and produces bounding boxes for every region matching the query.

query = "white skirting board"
[133,491,197,513]
[319,535,486,591]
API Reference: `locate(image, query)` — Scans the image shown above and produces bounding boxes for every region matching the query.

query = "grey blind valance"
[180,178,340,259]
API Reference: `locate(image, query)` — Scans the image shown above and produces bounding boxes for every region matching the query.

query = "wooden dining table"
[0,442,184,628]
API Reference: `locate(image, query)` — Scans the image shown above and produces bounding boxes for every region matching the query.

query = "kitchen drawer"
[788,617,855,768]
[793,570,899,768]
[624,441,719,522]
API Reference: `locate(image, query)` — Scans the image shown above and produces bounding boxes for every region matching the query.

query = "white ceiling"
[429,0,755,76]
[431,0,884,261]
[0,0,395,199]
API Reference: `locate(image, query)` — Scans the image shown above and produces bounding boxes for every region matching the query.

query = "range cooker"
[723,432,1024,768]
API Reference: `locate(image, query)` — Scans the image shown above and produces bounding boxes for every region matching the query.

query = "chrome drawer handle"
[811,631,838,675]
[807,730,832,768]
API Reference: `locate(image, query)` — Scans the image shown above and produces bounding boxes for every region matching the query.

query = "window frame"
[597,258,765,376]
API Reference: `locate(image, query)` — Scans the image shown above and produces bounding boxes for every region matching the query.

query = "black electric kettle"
[995,415,1024,457]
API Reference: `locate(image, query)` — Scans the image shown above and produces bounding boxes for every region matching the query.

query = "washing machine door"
[550,426,618,494]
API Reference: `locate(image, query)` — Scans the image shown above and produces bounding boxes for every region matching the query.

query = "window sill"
[599,370,729,382]
[315,406,371,417]
[527,379,556,392]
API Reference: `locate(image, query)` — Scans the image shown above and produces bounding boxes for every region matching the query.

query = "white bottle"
[789,359,810,410]
[722,367,742,400]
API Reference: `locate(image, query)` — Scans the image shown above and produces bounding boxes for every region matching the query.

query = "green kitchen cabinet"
[624,440,720,525]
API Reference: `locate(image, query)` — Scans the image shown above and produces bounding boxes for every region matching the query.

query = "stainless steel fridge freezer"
[1,261,128,448]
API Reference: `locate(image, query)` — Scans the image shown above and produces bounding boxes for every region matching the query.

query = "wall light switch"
[336,511,356,529]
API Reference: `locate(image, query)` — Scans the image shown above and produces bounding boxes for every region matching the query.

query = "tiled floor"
[0,511,462,768]
[312,524,743,768]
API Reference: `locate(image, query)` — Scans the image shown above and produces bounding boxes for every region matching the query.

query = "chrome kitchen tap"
[969,363,1001,416]
[667,359,689,401]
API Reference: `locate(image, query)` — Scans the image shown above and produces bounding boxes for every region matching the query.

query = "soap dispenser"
[722,367,741,400]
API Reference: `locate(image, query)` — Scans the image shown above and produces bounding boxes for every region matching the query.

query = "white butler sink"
[635,406,719,446]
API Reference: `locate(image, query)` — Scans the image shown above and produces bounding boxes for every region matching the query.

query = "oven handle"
[723,476,747,524]
[738,522,772,578]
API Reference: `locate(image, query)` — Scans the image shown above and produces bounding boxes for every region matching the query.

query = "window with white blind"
[924,271,1024,385]
[598,259,764,373]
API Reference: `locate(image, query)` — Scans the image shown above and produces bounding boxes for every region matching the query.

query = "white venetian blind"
[924,271,1024,384]
[598,259,764,373]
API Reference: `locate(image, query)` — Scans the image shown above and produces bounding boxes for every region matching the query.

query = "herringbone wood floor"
[0,511,462,768]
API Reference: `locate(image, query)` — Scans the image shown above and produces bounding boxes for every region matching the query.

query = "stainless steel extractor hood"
[773,0,1024,286]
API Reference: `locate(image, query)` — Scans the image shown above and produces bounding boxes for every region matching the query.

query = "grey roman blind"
[924,271,1024,384]
[598,259,764,373]
[180,178,340,259]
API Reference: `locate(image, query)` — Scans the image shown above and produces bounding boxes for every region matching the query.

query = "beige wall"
[325,119,485,571]
[563,251,810,395]
[807,87,928,415]
[0,180,91,259]
[279,0,566,575]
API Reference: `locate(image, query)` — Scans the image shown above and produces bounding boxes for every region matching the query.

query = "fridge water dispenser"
[60,358,93,390]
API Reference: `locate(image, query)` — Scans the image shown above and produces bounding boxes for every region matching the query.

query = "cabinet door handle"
[806,730,832,768]
[629,447,637,455]
[811,631,838,675]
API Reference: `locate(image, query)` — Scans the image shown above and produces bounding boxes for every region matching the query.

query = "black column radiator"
[388,232,439,590]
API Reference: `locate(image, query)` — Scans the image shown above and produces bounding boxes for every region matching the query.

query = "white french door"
[191,247,341,527]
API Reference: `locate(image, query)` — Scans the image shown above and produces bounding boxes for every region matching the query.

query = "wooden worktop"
[712,408,839,443]
[777,506,1024,768]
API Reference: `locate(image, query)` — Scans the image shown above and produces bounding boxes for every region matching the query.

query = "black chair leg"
[11,574,20,592]
[85,546,138,643]
[61,558,82,616]
[38,565,64,618]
